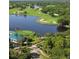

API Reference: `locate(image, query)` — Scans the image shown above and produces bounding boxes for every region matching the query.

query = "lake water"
[9,15,58,35]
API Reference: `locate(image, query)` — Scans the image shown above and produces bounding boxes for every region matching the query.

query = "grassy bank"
[16,30,41,44]
[10,8,62,25]
[16,30,35,36]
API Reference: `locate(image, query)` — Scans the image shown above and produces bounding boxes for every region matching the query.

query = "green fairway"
[16,30,35,36]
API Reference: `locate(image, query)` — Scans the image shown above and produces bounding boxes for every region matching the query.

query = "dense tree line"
[9,47,31,59]
[10,1,69,9]
[38,30,70,59]
[41,4,69,16]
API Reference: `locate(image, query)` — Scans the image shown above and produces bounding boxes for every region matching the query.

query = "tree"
[37,30,70,59]
[9,47,31,59]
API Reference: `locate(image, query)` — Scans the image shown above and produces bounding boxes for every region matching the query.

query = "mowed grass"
[9,8,18,14]
[16,30,35,36]
[16,30,39,43]
[10,8,61,24]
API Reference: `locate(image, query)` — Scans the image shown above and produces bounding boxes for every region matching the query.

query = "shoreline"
[10,14,58,25]
[9,8,59,25]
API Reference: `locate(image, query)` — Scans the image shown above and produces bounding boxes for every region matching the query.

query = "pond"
[9,15,58,35]
[9,31,23,41]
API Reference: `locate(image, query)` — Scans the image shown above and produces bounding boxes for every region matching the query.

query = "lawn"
[9,8,18,14]
[16,30,35,36]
